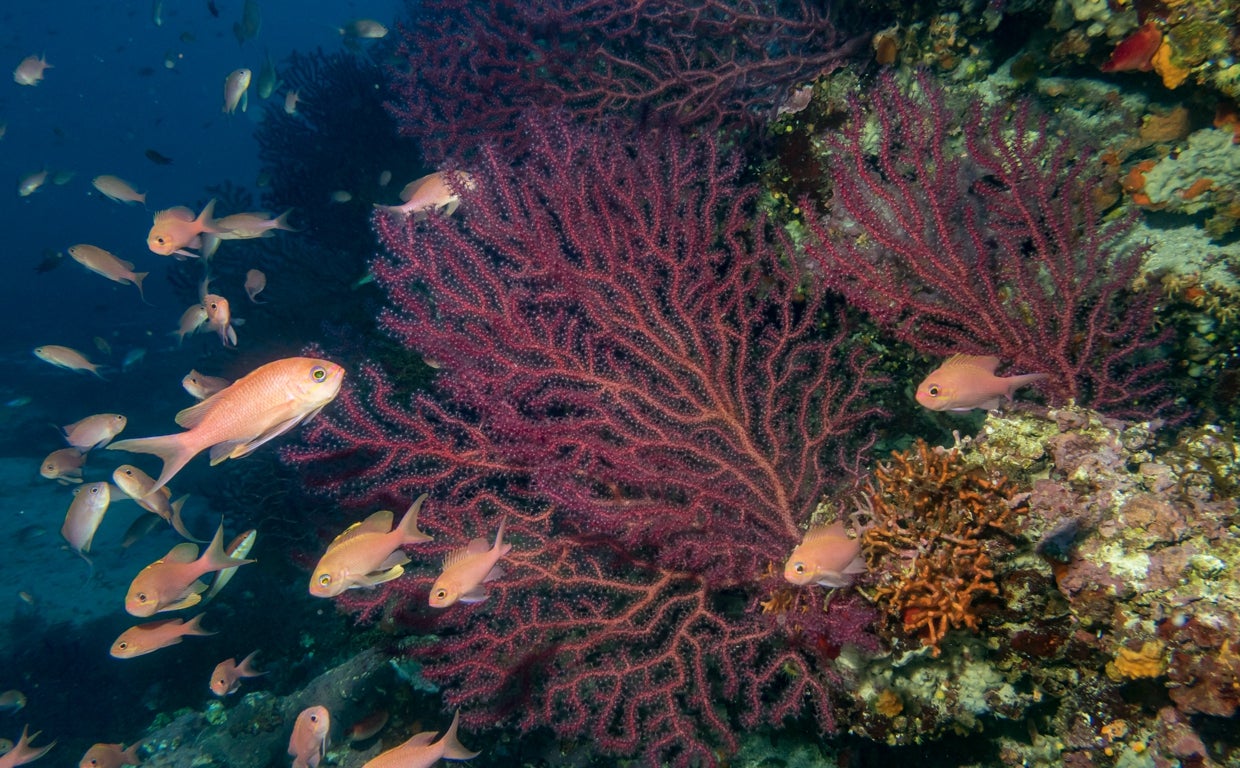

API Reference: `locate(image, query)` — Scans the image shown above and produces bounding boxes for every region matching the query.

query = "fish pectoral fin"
[377,551,411,571]
[482,564,505,584]
[359,564,405,588]
[457,587,490,604]
[216,409,323,462]
[162,587,206,613]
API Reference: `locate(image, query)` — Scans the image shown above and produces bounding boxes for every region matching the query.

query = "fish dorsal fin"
[942,354,1000,373]
[399,175,435,203]
[802,521,848,543]
[360,509,395,533]
[443,537,488,569]
[165,542,200,563]
[175,392,224,429]
[160,206,195,222]
[406,732,438,748]
[327,511,393,551]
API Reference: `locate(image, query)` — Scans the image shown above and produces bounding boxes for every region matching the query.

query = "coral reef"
[834,406,1240,763]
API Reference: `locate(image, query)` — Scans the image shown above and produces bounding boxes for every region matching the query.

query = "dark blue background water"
[0,0,400,403]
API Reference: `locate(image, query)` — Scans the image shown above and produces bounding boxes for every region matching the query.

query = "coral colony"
[277,0,1240,766]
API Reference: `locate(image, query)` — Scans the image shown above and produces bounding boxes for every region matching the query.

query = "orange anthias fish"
[209,650,265,696]
[111,465,203,542]
[61,413,127,451]
[67,245,149,303]
[783,521,865,588]
[13,54,51,86]
[182,369,232,399]
[77,742,142,768]
[244,269,267,303]
[310,494,433,598]
[33,345,105,379]
[0,726,54,767]
[110,615,214,658]
[361,711,478,768]
[61,482,110,565]
[429,518,511,608]
[201,293,237,347]
[108,357,344,496]
[147,200,220,257]
[288,706,331,768]
[124,523,254,616]
[40,447,85,484]
[914,354,1048,412]
[375,171,476,219]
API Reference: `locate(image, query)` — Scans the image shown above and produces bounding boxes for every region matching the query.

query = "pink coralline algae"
[801,73,1171,417]
[285,118,884,766]
[387,0,858,162]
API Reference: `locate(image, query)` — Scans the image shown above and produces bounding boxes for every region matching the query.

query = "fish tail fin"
[1006,372,1049,398]
[274,208,297,232]
[89,363,110,381]
[10,727,54,766]
[439,711,480,761]
[198,198,221,233]
[238,649,266,677]
[398,493,434,545]
[494,515,511,557]
[204,521,256,571]
[170,495,207,542]
[107,434,197,496]
[132,271,152,306]
[184,613,217,637]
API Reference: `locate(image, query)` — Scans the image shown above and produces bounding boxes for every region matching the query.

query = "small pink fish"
[783,522,864,587]
[209,650,265,696]
[40,447,85,484]
[77,741,141,768]
[202,293,237,347]
[244,269,266,303]
[375,171,475,219]
[310,495,433,598]
[61,413,127,451]
[288,706,330,768]
[110,615,214,658]
[429,518,510,608]
[174,305,209,345]
[62,482,110,562]
[361,710,478,768]
[915,354,1047,412]
[13,55,51,86]
[182,369,232,400]
[147,200,220,257]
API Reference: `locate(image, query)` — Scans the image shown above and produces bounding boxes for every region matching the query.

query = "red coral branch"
[801,73,1172,417]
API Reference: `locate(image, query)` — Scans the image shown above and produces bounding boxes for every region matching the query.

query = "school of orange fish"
[5,13,511,766]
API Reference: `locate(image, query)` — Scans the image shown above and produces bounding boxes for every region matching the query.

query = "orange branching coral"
[860,440,1022,655]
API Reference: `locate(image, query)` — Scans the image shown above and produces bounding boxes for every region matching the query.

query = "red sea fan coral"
[801,73,1172,417]
[285,117,884,765]
[388,0,859,162]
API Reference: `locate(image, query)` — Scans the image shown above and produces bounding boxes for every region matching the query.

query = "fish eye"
[435,589,447,600]
[117,642,128,649]
[125,469,134,476]
[90,486,100,494]
[311,366,326,382]
[318,574,331,587]
[137,593,147,602]
[793,562,805,574]
[927,385,940,397]
[155,236,165,244]
[309,714,319,722]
